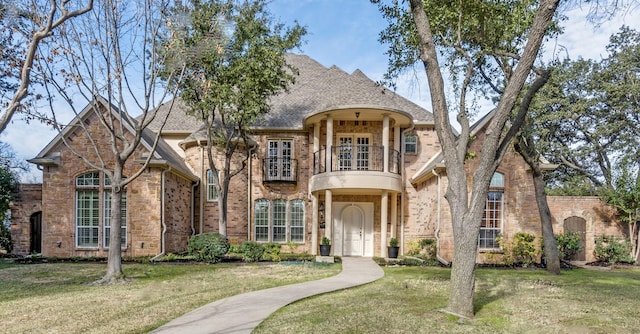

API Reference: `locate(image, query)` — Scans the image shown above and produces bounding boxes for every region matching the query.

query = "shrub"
[419,238,436,260]
[187,233,230,263]
[0,222,12,253]
[594,235,635,265]
[389,237,398,247]
[239,241,264,262]
[554,232,583,260]
[500,232,539,267]
[405,239,421,256]
[262,242,281,262]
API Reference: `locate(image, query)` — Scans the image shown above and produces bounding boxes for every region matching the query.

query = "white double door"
[332,202,374,257]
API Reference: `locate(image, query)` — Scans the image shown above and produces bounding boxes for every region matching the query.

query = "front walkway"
[152,257,385,334]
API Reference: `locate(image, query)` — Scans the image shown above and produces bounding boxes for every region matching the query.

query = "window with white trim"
[479,172,504,250]
[103,187,127,248]
[290,200,305,242]
[76,172,99,248]
[75,172,128,249]
[254,199,269,242]
[404,134,418,154]
[253,199,306,243]
[207,169,218,201]
[267,139,293,179]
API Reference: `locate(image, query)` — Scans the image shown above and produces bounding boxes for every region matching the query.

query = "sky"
[2,0,637,182]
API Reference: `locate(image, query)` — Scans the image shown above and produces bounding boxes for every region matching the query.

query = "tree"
[0,0,94,134]
[162,0,305,235]
[375,0,562,317]
[0,142,24,253]
[35,0,185,283]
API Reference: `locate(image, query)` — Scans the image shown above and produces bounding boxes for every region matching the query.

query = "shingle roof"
[144,99,203,133]
[260,54,433,129]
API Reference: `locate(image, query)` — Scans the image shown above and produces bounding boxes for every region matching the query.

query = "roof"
[30,96,197,180]
[151,53,433,133]
[261,54,433,129]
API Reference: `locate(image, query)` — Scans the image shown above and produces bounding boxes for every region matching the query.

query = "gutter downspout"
[199,143,205,234]
[432,169,449,266]
[151,166,172,262]
[400,123,415,255]
[247,145,256,241]
[190,180,199,236]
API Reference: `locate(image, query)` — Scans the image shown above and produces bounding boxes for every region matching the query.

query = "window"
[479,172,504,250]
[267,139,293,179]
[254,199,269,242]
[404,134,418,154]
[207,170,218,201]
[75,172,127,249]
[272,200,286,242]
[337,134,371,171]
[104,191,127,248]
[290,200,305,242]
[253,199,306,243]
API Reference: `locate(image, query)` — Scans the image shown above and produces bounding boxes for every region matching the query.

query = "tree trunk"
[532,168,561,274]
[98,176,125,284]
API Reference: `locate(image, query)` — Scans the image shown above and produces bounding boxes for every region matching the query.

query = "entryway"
[333,202,373,257]
[564,216,586,261]
[30,212,42,253]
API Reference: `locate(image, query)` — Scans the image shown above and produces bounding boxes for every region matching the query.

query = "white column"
[391,192,398,239]
[382,114,390,173]
[325,115,333,172]
[313,122,320,172]
[381,190,388,257]
[325,189,333,254]
[311,194,318,255]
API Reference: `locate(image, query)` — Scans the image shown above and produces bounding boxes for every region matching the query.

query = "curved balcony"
[310,146,402,193]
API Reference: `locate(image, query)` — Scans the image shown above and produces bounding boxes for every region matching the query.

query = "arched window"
[207,170,218,201]
[272,199,287,242]
[254,199,270,242]
[103,175,127,248]
[479,172,504,250]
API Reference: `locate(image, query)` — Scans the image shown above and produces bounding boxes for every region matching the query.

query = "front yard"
[2,259,639,333]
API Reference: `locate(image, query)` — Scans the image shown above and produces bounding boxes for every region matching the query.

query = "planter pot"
[388,246,399,259]
[319,244,331,256]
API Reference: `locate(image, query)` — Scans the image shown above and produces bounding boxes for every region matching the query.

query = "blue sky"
[2,0,636,182]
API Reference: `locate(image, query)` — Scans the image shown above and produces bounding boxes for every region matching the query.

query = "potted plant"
[320,236,331,256]
[388,237,399,258]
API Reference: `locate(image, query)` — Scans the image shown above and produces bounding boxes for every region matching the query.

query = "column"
[311,194,318,255]
[382,114,389,173]
[325,189,333,253]
[325,115,333,172]
[381,190,388,257]
[391,192,398,239]
[313,122,320,173]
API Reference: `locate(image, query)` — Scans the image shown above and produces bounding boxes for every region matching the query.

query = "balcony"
[262,158,298,183]
[313,145,400,175]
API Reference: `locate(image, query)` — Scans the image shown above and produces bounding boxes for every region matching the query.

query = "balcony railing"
[262,158,298,183]
[313,145,400,175]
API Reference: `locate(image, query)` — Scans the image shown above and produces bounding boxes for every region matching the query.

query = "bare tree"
[36,0,184,283]
[0,0,94,134]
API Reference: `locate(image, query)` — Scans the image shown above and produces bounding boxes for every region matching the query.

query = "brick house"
[10,54,625,262]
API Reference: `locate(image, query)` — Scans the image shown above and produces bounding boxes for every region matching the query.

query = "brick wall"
[9,184,42,255]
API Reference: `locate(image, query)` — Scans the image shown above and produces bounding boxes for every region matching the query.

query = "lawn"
[0,260,340,333]
[2,261,640,334]
[255,266,640,334]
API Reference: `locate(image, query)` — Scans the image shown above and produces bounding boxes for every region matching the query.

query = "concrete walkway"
[152,257,384,334]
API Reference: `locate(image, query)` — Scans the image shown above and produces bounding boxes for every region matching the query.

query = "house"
[10,53,625,262]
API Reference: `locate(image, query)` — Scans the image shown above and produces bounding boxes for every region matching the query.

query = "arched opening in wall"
[30,212,42,254]
[564,216,586,261]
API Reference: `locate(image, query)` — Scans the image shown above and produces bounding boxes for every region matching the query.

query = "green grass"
[255,266,640,334]
[0,260,340,333]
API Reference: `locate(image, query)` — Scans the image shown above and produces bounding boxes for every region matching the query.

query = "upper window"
[207,170,218,201]
[404,134,418,154]
[267,139,293,179]
[479,172,504,250]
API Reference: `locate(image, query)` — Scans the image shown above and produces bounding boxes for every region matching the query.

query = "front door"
[342,206,364,256]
